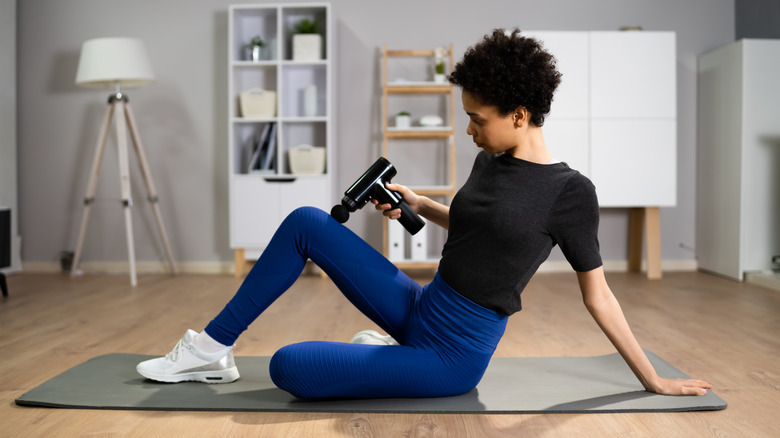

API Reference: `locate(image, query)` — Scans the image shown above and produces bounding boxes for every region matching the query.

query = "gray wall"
[737,0,780,39]
[17,0,735,269]
[1,0,19,272]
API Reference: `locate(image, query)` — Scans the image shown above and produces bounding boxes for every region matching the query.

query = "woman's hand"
[648,377,713,396]
[372,182,421,220]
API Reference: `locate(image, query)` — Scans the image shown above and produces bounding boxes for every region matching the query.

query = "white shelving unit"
[228,3,333,276]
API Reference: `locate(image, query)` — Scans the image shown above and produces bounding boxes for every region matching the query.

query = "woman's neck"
[507,125,551,164]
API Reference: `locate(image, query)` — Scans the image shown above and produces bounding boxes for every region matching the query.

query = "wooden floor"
[1,269,779,437]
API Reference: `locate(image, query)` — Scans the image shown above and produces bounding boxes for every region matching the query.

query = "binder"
[387,219,405,262]
[410,219,428,261]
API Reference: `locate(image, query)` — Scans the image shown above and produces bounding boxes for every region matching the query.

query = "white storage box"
[239,88,276,118]
[288,144,326,174]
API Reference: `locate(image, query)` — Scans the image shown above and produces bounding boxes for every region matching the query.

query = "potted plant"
[395,111,411,129]
[249,35,264,61]
[433,46,447,83]
[292,18,322,61]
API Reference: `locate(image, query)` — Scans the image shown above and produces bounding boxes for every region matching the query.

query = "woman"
[137,29,711,399]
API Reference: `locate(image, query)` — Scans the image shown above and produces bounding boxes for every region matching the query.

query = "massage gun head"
[330,203,350,223]
[331,157,397,224]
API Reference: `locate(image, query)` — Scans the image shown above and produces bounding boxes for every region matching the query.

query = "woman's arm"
[576,267,712,396]
[373,182,450,230]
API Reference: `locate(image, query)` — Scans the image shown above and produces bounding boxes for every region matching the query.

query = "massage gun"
[331,157,425,235]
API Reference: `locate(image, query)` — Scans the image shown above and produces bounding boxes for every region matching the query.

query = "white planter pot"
[293,34,322,61]
[395,115,411,129]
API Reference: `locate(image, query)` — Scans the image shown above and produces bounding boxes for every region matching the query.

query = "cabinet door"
[524,31,590,119]
[590,120,676,207]
[524,32,591,177]
[590,32,676,119]
[231,176,331,248]
[543,119,590,177]
[231,178,281,247]
[279,176,330,215]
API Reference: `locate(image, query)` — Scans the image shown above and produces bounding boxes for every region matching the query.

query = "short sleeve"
[547,174,603,272]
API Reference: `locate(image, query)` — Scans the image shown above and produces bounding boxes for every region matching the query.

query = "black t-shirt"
[438,151,603,315]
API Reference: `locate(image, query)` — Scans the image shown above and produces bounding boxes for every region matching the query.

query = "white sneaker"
[136,329,240,383]
[350,329,400,346]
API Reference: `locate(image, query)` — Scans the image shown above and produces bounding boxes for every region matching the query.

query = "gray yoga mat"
[15,351,726,414]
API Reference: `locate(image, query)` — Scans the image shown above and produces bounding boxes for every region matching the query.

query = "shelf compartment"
[281,64,327,118]
[230,7,279,62]
[281,7,329,61]
[280,121,327,174]
[232,65,278,119]
[232,122,278,175]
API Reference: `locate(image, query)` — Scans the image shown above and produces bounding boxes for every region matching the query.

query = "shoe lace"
[165,338,192,362]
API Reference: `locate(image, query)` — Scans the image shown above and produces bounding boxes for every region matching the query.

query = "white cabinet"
[228,3,333,272]
[525,31,677,207]
[697,39,780,280]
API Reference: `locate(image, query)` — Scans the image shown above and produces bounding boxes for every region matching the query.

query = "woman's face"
[462,91,519,155]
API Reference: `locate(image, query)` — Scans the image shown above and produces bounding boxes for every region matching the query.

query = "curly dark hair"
[449,28,561,127]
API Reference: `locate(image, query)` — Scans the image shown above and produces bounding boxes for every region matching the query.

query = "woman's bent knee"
[269,344,313,399]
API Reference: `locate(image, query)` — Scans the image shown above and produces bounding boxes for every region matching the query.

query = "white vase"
[434,73,447,83]
[303,85,317,117]
[293,34,322,61]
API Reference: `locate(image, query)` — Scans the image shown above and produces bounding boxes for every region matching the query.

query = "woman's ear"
[513,106,529,127]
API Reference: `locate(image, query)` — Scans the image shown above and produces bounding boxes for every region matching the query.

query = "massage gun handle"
[396,200,425,235]
[371,181,425,235]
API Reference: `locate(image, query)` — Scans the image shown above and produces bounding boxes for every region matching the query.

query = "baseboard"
[537,259,698,273]
[745,271,780,292]
[20,261,235,275]
[0,235,23,274]
[18,259,699,276]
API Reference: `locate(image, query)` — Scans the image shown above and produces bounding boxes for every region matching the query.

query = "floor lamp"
[71,37,177,286]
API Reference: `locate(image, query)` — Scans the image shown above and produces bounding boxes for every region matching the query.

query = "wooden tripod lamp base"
[70,93,177,286]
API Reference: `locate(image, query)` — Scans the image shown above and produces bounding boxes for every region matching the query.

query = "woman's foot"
[136,329,240,383]
[350,329,399,346]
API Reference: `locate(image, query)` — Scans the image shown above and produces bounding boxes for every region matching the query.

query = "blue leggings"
[205,207,508,399]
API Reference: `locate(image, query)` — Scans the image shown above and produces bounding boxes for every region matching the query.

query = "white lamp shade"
[75,37,155,89]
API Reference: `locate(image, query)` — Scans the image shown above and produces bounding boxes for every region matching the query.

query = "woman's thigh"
[289,207,423,341]
[269,341,485,399]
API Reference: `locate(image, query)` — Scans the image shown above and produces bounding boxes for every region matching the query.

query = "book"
[260,122,277,170]
[247,123,271,172]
